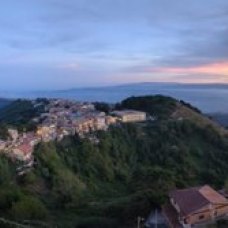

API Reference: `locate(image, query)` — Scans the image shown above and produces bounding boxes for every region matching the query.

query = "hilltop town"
[0,98,147,167]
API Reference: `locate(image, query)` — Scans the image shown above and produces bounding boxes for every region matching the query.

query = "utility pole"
[137,216,145,228]
[155,209,158,228]
[137,216,140,228]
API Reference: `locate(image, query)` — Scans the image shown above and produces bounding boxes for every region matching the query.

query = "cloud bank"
[0,0,228,89]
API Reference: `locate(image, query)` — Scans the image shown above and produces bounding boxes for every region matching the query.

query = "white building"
[8,129,19,142]
[111,110,147,123]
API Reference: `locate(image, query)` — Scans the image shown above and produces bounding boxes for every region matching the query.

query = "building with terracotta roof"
[163,185,228,228]
[22,132,41,146]
[12,143,33,161]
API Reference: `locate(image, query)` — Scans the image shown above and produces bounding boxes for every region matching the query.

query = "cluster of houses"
[1,130,39,163]
[35,99,146,142]
[0,99,147,164]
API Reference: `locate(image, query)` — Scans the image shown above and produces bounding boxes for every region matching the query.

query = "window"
[199,215,205,220]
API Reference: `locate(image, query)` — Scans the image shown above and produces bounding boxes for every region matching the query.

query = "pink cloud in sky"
[153,62,228,76]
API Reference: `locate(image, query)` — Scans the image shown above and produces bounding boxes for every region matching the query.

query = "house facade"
[37,124,57,142]
[163,185,228,228]
[8,129,19,142]
[111,110,147,123]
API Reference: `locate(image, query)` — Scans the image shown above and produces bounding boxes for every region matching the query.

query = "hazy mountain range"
[1,83,228,113]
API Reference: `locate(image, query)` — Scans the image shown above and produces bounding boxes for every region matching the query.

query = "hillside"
[0,96,228,227]
[0,98,47,132]
[120,95,228,135]
[171,102,228,135]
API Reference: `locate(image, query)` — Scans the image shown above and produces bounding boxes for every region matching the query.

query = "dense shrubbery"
[119,95,177,119]
[0,156,15,185]
[0,124,9,140]
[180,100,202,113]
[0,99,46,132]
[0,157,48,223]
[94,102,112,113]
[11,196,48,220]
[12,119,227,227]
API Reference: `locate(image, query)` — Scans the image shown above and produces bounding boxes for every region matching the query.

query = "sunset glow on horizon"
[156,62,228,75]
[149,62,228,83]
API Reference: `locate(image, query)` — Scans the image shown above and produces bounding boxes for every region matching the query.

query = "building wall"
[0,143,6,150]
[8,129,18,142]
[122,113,146,123]
[37,126,57,141]
[213,204,228,217]
[12,149,32,161]
[184,206,211,225]
[105,116,117,125]
[182,204,228,225]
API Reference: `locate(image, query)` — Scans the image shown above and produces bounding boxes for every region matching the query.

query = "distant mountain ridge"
[1,82,228,113]
[63,82,228,91]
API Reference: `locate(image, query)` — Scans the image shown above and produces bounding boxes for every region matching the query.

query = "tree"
[11,196,48,220]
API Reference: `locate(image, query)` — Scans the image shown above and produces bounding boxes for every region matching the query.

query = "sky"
[1,0,228,90]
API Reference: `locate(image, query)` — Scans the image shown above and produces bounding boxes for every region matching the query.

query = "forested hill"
[0,98,48,134]
[0,95,228,227]
[119,95,227,134]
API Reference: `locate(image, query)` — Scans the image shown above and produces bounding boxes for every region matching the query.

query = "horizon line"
[2,81,228,93]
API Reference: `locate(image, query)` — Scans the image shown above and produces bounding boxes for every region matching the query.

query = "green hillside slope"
[0,96,228,227]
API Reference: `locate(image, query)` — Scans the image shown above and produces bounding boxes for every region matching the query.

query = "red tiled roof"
[199,185,228,204]
[17,144,33,155]
[170,185,228,216]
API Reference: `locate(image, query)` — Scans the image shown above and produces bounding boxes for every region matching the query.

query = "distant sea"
[1,83,228,113]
